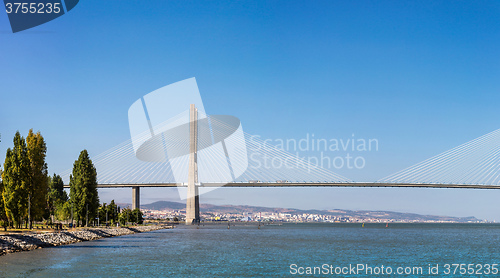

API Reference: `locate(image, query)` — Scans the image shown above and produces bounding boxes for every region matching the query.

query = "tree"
[49,174,67,201]
[26,129,49,224]
[98,203,107,225]
[118,208,132,225]
[54,201,71,222]
[48,174,68,218]
[2,132,30,228]
[69,150,99,227]
[97,201,120,226]
[0,168,8,230]
[107,200,118,224]
[132,208,143,224]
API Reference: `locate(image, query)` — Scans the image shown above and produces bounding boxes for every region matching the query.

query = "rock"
[0,225,172,256]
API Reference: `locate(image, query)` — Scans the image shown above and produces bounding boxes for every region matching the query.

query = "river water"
[1,223,500,277]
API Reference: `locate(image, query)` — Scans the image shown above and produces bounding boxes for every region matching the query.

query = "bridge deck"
[62,182,500,189]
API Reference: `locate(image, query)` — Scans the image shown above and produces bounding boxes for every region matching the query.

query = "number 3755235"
[5,2,62,14]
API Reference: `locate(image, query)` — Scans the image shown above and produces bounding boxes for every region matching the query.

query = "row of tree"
[0,130,134,228]
[1,130,50,228]
[118,207,143,225]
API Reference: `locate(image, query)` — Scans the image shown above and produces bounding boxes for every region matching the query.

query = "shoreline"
[0,225,173,256]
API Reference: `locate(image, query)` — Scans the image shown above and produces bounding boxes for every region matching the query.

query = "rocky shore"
[0,225,172,256]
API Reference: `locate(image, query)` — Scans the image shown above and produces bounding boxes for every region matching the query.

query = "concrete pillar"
[132,186,140,210]
[186,104,200,224]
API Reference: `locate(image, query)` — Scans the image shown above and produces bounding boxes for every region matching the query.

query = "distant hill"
[140,201,479,222]
[141,200,185,211]
[116,203,131,209]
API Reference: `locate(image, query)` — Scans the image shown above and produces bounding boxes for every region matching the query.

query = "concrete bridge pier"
[132,186,140,210]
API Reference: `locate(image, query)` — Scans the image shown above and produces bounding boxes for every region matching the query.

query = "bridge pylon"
[186,104,200,224]
[132,186,140,210]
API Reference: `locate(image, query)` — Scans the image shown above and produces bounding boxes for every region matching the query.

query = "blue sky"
[1,1,500,220]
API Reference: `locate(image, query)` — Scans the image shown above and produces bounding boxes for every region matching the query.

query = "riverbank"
[0,225,172,256]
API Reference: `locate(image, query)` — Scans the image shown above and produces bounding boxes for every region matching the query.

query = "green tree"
[69,150,99,227]
[2,132,30,228]
[48,174,68,217]
[98,203,107,225]
[55,201,71,222]
[0,168,8,230]
[118,208,132,226]
[26,129,49,224]
[132,208,143,224]
[107,200,118,224]
[97,202,120,226]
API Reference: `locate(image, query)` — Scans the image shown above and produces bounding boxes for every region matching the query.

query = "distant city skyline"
[133,200,486,223]
[1,1,500,220]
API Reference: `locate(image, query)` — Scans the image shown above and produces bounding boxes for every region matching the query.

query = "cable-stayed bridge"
[61,104,500,224]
